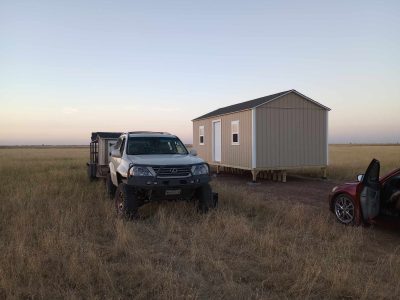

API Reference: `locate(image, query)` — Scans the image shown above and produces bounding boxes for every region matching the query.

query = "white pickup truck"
[107,131,217,218]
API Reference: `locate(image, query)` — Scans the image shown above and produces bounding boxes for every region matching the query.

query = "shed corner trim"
[251,108,256,169]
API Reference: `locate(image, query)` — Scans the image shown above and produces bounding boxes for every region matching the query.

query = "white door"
[213,121,222,162]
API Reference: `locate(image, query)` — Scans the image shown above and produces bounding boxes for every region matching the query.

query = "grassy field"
[295,144,400,180]
[0,146,400,299]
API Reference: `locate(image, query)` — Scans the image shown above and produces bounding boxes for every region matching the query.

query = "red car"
[329,159,400,226]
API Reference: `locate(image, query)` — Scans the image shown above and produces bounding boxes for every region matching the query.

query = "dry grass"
[1,147,400,299]
[294,144,400,180]
[328,145,400,180]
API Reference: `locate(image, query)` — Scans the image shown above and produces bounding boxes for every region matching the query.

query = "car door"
[360,159,381,222]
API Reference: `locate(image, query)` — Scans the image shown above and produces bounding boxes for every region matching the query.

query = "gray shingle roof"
[192,89,330,121]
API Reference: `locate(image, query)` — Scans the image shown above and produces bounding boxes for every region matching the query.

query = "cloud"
[123,105,181,112]
[151,106,181,112]
[63,107,79,114]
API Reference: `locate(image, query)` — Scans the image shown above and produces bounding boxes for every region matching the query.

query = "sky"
[1,0,399,145]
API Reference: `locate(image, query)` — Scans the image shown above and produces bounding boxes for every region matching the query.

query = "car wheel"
[106,173,116,199]
[333,194,357,225]
[114,183,139,219]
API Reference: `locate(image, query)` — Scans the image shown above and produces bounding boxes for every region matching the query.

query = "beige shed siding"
[192,110,252,168]
[255,92,328,168]
[192,119,213,163]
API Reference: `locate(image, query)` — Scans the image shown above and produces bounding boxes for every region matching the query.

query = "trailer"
[87,132,122,180]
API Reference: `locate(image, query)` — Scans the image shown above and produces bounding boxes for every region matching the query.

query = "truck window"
[127,136,188,155]
[120,138,126,156]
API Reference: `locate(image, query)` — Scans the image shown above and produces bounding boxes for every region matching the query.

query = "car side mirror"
[357,174,364,182]
[189,149,197,156]
[111,148,121,158]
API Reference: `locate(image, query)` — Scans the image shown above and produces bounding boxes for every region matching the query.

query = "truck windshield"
[126,136,188,155]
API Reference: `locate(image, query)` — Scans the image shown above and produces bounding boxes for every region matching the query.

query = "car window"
[387,175,400,188]
[364,160,380,184]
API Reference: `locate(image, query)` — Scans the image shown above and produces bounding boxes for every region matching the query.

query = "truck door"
[360,159,381,222]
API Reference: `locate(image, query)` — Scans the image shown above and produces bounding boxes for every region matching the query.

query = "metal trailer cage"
[87,132,122,179]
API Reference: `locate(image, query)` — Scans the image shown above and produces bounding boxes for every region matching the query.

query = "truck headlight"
[191,164,209,175]
[130,166,153,177]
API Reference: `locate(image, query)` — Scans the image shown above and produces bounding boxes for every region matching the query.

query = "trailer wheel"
[114,183,139,219]
[87,163,97,181]
[106,173,116,199]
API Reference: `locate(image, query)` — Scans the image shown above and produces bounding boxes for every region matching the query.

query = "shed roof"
[91,132,122,142]
[192,89,330,121]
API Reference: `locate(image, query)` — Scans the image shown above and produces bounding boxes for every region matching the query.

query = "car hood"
[126,154,205,166]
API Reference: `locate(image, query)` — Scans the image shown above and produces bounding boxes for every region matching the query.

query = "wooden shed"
[192,90,331,182]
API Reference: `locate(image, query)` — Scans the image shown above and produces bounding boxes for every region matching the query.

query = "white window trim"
[251,108,256,168]
[199,125,205,145]
[231,120,240,145]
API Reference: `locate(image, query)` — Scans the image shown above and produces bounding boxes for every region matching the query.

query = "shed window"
[199,126,205,145]
[231,120,239,145]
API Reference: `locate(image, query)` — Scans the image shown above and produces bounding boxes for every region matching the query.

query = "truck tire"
[114,183,139,219]
[197,183,214,213]
[87,163,97,181]
[212,192,219,208]
[106,173,116,199]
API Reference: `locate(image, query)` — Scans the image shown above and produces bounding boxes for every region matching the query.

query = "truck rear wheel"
[114,183,139,219]
[106,173,116,199]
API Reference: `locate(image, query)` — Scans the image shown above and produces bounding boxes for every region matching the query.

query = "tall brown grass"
[328,144,400,179]
[0,147,399,299]
[294,144,400,180]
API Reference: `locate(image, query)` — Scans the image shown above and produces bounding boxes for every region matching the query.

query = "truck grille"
[151,166,191,178]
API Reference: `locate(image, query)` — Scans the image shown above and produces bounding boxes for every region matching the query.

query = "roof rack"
[128,131,172,135]
[91,132,123,142]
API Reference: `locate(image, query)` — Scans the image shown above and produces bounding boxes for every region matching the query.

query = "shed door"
[213,121,221,162]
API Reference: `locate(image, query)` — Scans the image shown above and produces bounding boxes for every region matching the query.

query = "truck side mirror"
[357,174,364,182]
[189,149,197,156]
[111,148,121,158]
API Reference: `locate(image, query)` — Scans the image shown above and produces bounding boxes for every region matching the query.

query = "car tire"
[197,183,214,213]
[106,173,116,199]
[333,194,360,226]
[114,183,139,219]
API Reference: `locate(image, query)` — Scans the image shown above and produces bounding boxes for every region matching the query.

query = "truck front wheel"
[114,183,139,219]
[197,183,216,213]
[106,173,116,199]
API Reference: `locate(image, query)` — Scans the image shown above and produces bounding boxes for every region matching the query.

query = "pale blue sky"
[1,0,399,145]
